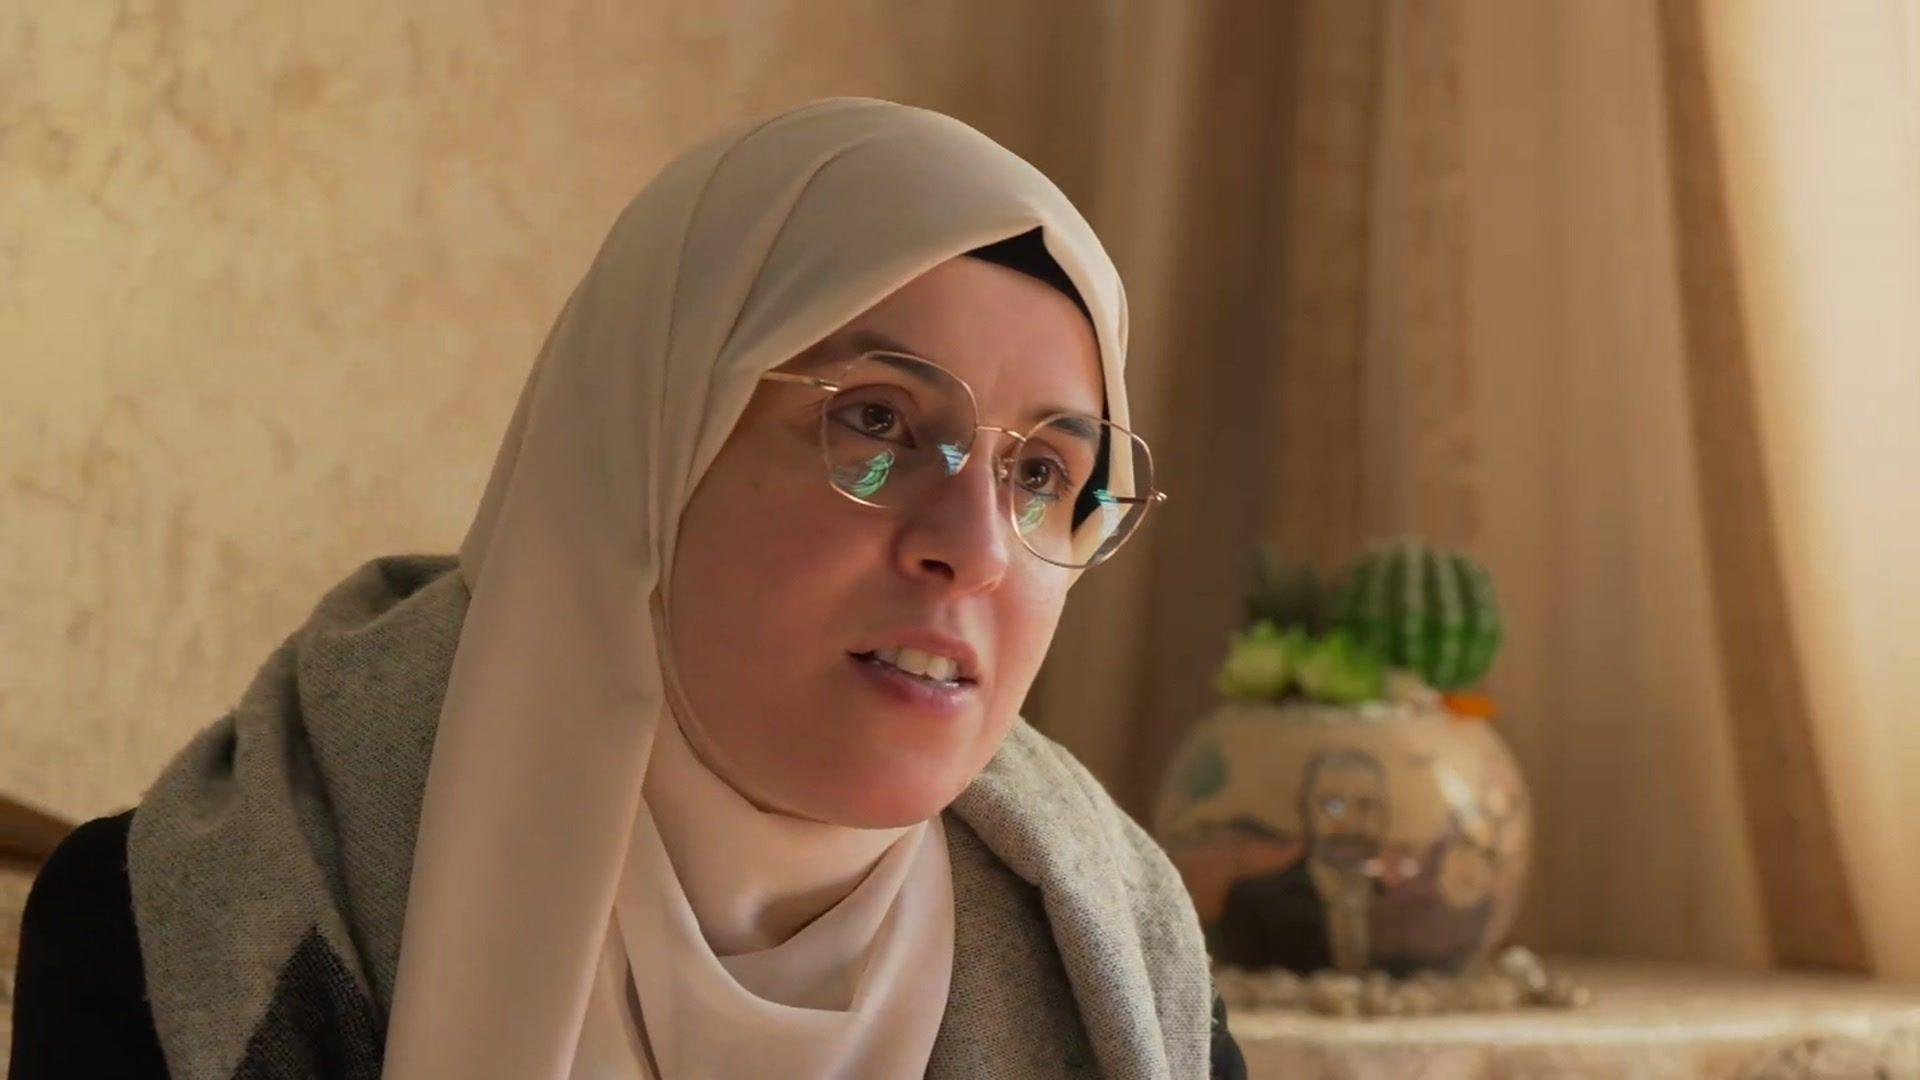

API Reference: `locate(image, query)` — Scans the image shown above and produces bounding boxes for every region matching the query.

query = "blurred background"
[4,0,1917,980]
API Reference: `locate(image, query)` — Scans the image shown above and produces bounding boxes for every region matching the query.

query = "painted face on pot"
[1301,749,1389,862]
[664,254,1105,829]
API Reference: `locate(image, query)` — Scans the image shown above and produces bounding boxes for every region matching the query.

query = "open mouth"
[849,650,976,689]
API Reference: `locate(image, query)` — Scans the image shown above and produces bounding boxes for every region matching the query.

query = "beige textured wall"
[2,0,1104,823]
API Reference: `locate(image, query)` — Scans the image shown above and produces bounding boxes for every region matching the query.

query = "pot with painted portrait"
[1152,539,1531,976]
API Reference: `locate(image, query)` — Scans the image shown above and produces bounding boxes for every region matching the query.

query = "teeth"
[872,646,961,682]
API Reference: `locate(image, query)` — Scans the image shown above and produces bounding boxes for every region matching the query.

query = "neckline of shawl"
[643,708,908,956]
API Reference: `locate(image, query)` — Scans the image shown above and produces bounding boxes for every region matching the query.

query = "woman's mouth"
[856,653,975,684]
[848,650,978,712]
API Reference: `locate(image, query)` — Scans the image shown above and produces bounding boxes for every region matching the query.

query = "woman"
[12,98,1245,1078]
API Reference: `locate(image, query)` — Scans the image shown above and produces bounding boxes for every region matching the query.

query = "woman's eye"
[1016,456,1074,500]
[830,401,912,444]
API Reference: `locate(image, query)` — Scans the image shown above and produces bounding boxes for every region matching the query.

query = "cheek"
[987,572,1073,707]
[674,475,865,656]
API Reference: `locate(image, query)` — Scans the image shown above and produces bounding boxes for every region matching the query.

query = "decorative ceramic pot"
[1153,698,1530,976]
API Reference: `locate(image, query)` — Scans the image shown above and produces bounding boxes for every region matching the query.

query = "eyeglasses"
[760,350,1167,569]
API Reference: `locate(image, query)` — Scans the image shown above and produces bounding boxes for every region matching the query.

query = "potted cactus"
[1153,538,1530,977]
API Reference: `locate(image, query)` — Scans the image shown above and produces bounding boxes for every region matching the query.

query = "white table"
[1227,957,1920,1078]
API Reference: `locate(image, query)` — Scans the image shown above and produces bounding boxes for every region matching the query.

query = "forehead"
[786,256,1105,418]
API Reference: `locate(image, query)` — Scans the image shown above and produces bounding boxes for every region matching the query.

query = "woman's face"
[666,255,1105,828]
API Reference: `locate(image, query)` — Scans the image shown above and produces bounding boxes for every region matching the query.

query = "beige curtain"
[1671,0,1920,976]
[1033,0,1920,979]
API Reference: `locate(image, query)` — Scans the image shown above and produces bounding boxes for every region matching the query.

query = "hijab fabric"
[567,714,955,1077]
[379,98,1133,1078]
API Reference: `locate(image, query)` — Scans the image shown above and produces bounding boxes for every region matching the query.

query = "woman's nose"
[894,445,1012,593]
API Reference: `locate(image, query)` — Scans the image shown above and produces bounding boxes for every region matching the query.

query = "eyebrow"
[807,328,1105,438]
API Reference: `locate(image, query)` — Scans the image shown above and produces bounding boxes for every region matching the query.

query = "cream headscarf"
[379,97,1132,1078]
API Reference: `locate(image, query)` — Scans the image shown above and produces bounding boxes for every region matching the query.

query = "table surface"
[1228,957,1920,1078]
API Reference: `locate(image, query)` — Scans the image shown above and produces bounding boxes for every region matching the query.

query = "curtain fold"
[1679,0,1920,976]
[1653,0,1868,973]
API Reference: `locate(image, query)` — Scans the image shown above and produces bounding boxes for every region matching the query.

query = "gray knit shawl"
[126,555,1211,1078]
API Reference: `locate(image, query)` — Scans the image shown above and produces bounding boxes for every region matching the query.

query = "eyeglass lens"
[818,353,1154,568]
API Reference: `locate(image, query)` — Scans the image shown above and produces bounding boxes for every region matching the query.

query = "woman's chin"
[720,700,1012,827]
[782,760,972,829]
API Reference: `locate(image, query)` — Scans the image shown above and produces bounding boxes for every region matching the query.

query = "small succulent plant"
[1216,620,1388,706]
[1244,544,1328,635]
[1214,620,1306,700]
[1292,629,1387,704]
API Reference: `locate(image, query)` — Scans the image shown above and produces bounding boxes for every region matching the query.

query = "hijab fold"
[563,711,954,1078]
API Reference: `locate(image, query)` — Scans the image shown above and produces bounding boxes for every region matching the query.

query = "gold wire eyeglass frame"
[759,350,1169,569]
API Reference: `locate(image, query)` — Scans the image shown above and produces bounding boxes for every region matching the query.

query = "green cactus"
[1332,538,1503,690]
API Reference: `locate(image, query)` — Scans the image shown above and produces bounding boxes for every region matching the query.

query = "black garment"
[1218,859,1333,973]
[1209,986,1248,1080]
[11,812,1249,1079]
[9,812,168,1079]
